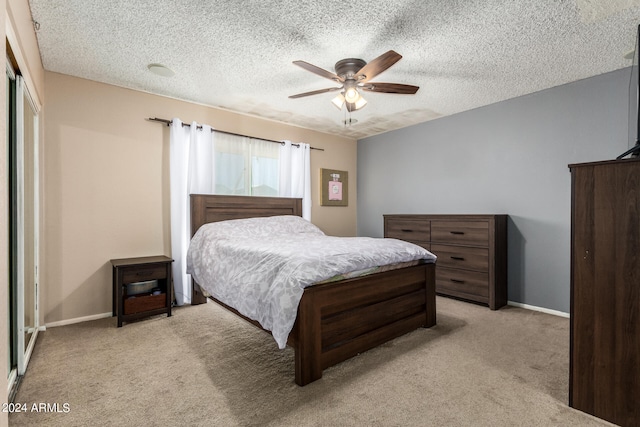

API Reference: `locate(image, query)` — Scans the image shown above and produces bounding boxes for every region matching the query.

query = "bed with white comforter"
[186,215,436,349]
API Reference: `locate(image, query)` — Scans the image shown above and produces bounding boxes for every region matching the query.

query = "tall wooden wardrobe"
[569,158,640,427]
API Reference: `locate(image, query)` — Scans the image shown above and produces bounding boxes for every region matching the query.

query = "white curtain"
[279,140,311,220]
[170,119,215,306]
[170,129,309,305]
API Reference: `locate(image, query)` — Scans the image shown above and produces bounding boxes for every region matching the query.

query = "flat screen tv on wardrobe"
[618,24,640,159]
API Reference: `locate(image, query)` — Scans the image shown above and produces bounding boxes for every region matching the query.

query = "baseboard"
[507,301,569,318]
[45,312,113,328]
[44,303,568,327]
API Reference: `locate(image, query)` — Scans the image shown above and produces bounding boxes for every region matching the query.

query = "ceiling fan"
[289,50,419,112]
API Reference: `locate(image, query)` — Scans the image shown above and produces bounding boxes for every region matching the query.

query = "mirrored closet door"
[7,63,40,398]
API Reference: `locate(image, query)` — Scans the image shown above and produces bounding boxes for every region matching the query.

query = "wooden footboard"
[290,262,436,385]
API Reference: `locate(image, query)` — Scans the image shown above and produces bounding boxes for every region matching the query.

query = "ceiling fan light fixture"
[331,93,345,110]
[333,92,366,111]
[344,86,360,103]
[346,96,367,112]
[353,95,367,110]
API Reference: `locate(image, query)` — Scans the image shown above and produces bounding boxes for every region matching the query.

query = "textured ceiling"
[28,0,640,140]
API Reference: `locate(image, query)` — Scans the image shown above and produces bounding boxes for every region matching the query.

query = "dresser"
[569,159,640,426]
[384,214,507,310]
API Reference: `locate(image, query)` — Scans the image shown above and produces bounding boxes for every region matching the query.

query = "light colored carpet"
[10,297,612,426]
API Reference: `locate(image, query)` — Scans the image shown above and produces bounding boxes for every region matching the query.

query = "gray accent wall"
[357,68,631,313]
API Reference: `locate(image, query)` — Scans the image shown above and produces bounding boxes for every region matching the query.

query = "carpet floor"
[10,296,613,426]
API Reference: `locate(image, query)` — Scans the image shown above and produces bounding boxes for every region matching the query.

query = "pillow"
[196,215,325,240]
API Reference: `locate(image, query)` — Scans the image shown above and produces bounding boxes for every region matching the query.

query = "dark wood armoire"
[569,158,640,427]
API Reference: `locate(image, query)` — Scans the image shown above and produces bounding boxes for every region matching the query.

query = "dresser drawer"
[122,263,168,284]
[431,244,489,272]
[431,220,489,246]
[436,267,489,299]
[385,218,430,242]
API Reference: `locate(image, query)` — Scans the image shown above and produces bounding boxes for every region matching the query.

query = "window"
[214,133,279,196]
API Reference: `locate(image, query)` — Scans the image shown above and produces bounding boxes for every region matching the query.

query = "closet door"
[16,75,39,376]
[7,70,39,396]
[6,61,16,391]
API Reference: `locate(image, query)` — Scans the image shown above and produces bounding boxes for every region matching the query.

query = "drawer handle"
[450,231,465,235]
[401,229,414,232]
[450,279,465,284]
[450,256,465,261]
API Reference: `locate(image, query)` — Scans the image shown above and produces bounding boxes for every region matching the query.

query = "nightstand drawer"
[122,263,167,283]
[436,267,489,298]
[124,293,167,315]
[431,244,489,272]
[431,221,489,246]
[385,219,430,242]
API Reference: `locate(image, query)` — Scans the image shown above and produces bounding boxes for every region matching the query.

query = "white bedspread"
[186,215,436,349]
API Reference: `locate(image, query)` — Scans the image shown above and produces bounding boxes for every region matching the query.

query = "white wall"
[357,69,630,313]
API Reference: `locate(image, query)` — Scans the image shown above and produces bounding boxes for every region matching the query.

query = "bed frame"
[190,194,436,386]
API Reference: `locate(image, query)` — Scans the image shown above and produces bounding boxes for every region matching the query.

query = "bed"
[188,194,437,386]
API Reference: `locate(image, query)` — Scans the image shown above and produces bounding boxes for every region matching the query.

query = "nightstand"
[111,255,173,327]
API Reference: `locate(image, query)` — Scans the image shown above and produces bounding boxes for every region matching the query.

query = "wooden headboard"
[190,194,303,236]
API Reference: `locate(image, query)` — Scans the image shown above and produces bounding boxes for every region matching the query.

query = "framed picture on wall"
[320,168,348,206]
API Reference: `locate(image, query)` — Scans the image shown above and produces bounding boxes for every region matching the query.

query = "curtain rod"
[147,117,324,151]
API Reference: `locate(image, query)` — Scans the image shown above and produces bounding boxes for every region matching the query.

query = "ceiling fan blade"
[360,82,419,95]
[293,60,345,83]
[288,87,342,99]
[354,50,402,83]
